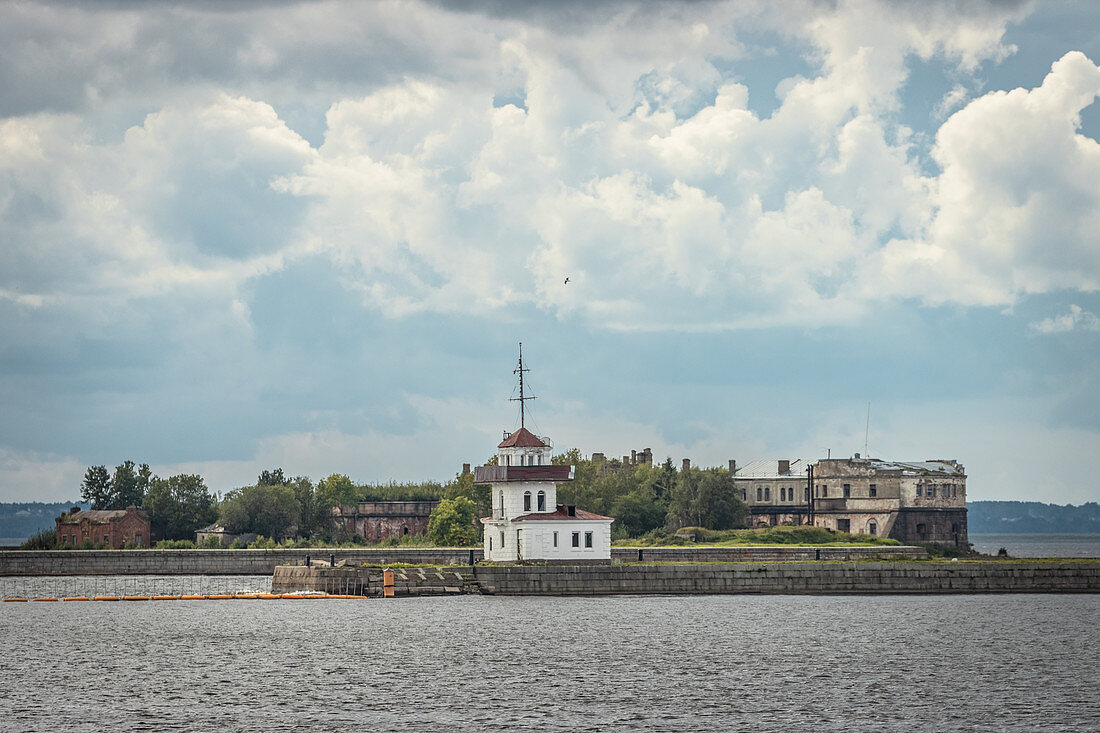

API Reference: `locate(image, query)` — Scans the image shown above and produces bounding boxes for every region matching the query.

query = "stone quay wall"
[475,562,1100,595]
[272,565,477,596]
[0,548,482,576]
[0,545,926,576]
[615,546,928,562]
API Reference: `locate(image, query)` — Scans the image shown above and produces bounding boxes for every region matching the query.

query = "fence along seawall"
[0,546,926,576]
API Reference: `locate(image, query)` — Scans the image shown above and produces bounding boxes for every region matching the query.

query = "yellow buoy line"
[4,593,368,602]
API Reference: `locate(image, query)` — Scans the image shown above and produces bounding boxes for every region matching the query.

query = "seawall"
[474,562,1100,595]
[270,561,1100,596]
[0,545,926,576]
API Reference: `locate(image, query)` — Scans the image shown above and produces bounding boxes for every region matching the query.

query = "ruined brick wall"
[888,508,968,549]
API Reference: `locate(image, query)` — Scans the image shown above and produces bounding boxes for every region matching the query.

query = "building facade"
[477,427,613,563]
[56,506,151,549]
[332,501,439,542]
[733,455,969,549]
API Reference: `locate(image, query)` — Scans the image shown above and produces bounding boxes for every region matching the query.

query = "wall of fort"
[270,561,1100,596]
[0,545,932,575]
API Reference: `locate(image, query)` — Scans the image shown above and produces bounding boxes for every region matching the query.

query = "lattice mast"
[509,342,536,429]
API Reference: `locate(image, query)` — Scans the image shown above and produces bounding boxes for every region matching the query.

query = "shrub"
[154,539,196,549]
[20,529,58,550]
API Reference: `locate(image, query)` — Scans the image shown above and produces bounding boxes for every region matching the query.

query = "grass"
[613,525,902,548]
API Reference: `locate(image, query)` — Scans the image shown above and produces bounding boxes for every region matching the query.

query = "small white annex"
[477,427,613,563]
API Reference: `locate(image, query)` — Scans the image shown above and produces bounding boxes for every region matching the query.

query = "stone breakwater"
[271,561,1100,597]
[0,545,926,576]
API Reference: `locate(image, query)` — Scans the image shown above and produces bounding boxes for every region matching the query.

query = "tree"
[289,476,325,539]
[81,465,112,509]
[427,497,480,546]
[219,484,300,539]
[315,474,359,510]
[258,468,288,486]
[666,467,748,531]
[143,474,218,541]
[110,460,148,508]
[444,470,490,519]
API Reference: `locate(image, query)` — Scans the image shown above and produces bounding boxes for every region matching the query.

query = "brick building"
[56,506,151,549]
[332,501,439,542]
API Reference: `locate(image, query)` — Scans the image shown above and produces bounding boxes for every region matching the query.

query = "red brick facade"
[56,506,151,549]
[332,501,438,542]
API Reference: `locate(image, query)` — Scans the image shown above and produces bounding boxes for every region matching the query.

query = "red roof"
[498,427,547,448]
[511,506,613,522]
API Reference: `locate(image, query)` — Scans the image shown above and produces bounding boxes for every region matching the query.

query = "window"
[764,487,770,501]
[572,532,580,548]
[537,490,546,511]
[868,521,877,536]
[916,485,923,497]
[499,491,505,518]
[741,489,747,501]
[952,485,957,498]
[500,531,505,548]
[553,531,558,547]
[756,487,762,502]
[523,491,531,512]
[843,483,851,498]
[489,536,493,550]
[942,486,950,499]
[780,487,785,501]
[916,523,926,536]
[822,486,828,498]
[869,484,877,497]
[804,487,810,501]
[504,455,510,466]
[585,532,593,548]
[135,534,142,547]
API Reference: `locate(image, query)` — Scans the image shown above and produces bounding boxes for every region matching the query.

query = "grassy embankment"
[613,525,900,548]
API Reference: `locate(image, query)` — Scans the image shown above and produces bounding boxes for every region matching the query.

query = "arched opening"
[403,526,409,536]
[868,521,877,536]
[537,490,546,511]
[498,491,505,518]
[523,491,532,512]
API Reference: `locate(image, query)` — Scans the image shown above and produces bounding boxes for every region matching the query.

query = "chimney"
[567,505,577,517]
[592,452,605,463]
[643,448,653,465]
[778,459,790,474]
[682,458,690,472]
[729,459,737,475]
[854,452,861,459]
[631,450,637,465]
[461,463,470,476]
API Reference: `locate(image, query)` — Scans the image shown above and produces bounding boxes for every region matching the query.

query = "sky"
[1,0,1099,505]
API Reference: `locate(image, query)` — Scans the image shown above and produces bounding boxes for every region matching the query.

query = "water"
[970,533,1100,558]
[1,594,1096,731]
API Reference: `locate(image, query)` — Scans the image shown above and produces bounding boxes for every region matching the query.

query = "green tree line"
[57,450,747,548]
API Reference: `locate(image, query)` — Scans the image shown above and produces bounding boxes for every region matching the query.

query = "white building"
[477,427,613,563]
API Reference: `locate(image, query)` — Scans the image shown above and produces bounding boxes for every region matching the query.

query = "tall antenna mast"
[510,342,536,429]
[864,402,870,458]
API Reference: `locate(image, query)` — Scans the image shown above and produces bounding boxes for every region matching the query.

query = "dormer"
[497,427,553,467]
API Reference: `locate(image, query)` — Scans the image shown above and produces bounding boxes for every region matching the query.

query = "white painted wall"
[497,444,553,466]
[482,518,612,561]
[491,480,558,520]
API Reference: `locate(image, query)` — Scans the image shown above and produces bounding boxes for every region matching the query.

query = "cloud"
[861,51,1100,308]
[1030,304,1100,334]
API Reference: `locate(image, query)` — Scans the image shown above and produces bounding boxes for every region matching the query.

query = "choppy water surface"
[969,533,1100,558]
[2,594,1097,731]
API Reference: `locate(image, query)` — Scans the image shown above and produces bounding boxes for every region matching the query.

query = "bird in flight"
[564,277,570,285]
